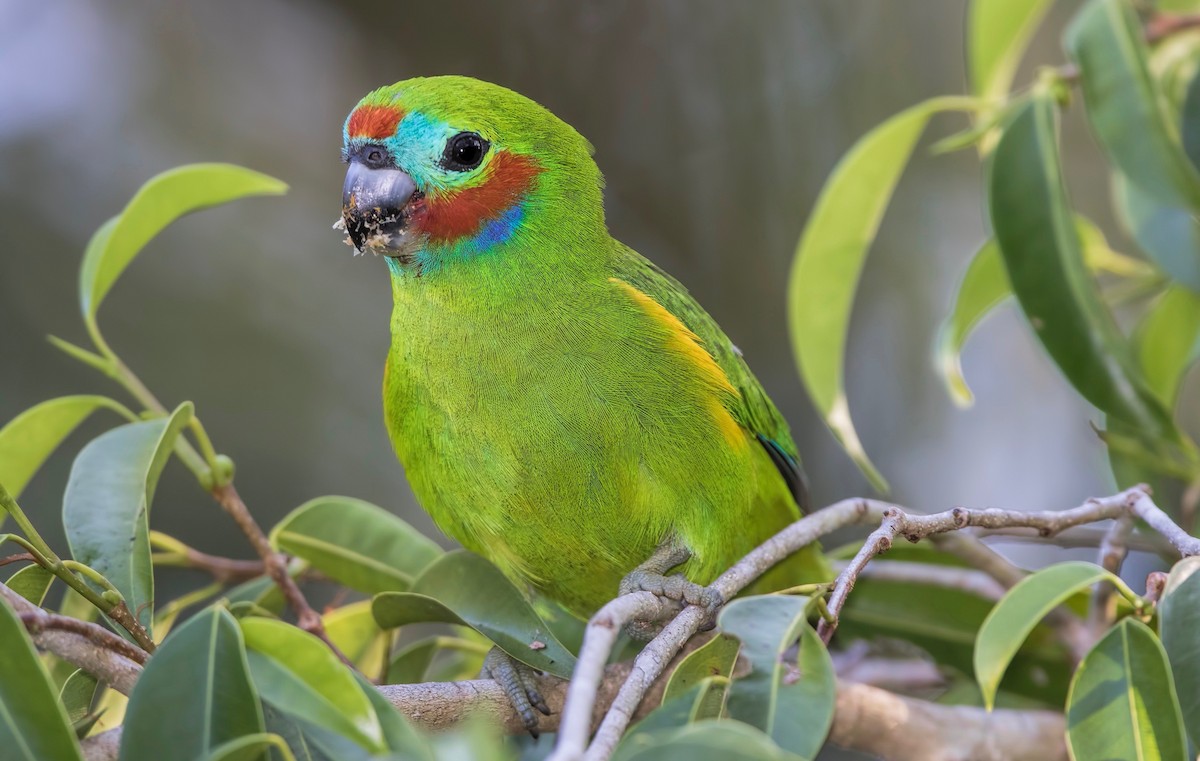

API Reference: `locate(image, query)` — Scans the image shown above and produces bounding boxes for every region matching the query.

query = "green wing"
[611,244,810,510]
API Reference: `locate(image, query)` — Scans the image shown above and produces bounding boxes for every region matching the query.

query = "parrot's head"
[338,76,603,271]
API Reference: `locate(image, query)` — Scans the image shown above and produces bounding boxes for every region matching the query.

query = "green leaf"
[58,669,98,726]
[371,550,576,678]
[80,164,287,320]
[968,0,1056,102]
[1113,172,1200,293]
[63,403,192,633]
[1068,0,1200,211]
[7,564,54,606]
[1182,65,1200,170]
[0,396,135,501]
[206,733,292,761]
[935,238,1010,407]
[1159,557,1200,747]
[974,561,1122,710]
[1066,618,1188,761]
[240,617,385,753]
[0,598,84,760]
[989,90,1177,440]
[788,96,978,492]
[936,216,1153,406]
[615,720,789,761]
[662,633,740,706]
[323,601,388,677]
[269,496,440,595]
[840,575,1071,705]
[618,678,730,754]
[719,595,836,761]
[1135,286,1200,407]
[385,638,439,685]
[120,608,263,761]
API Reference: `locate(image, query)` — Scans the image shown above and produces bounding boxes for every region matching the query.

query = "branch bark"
[0,584,142,696]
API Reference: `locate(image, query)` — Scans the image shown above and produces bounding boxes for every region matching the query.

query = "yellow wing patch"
[609,277,747,449]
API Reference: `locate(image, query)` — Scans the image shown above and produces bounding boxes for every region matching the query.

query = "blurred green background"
[1,1,1118,584]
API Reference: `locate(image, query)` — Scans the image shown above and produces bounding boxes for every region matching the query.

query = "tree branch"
[0,584,142,695]
[209,482,351,665]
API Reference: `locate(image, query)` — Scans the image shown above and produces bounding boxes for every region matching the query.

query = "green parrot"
[339,76,828,726]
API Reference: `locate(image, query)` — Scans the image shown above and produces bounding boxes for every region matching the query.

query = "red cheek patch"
[348,105,405,140]
[416,151,542,242]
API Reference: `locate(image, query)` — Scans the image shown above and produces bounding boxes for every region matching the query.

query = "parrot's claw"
[618,570,725,641]
[481,647,550,736]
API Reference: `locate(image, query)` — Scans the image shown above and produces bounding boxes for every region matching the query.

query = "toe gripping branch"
[483,647,552,736]
[618,539,725,640]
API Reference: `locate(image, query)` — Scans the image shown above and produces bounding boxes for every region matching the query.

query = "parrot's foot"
[481,647,551,736]
[618,541,725,641]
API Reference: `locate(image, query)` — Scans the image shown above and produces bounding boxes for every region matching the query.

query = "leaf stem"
[0,482,156,653]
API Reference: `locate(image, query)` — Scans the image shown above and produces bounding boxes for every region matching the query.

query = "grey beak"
[341,161,418,252]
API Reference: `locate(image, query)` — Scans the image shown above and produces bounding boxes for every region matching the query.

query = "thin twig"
[209,482,351,665]
[0,552,37,568]
[834,558,1006,601]
[0,584,142,695]
[1145,12,1200,44]
[152,546,265,584]
[555,498,885,761]
[1087,514,1135,638]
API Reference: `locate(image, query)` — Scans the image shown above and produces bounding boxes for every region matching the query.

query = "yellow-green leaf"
[969,0,1056,103]
[1066,618,1187,761]
[788,96,978,492]
[0,396,135,501]
[80,164,286,320]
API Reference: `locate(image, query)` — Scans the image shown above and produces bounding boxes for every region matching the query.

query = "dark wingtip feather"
[757,434,811,513]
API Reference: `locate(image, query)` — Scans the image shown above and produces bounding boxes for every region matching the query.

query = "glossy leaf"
[662,633,740,706]
[80,164,287,320]
[1135,286,1200,407]
[1160,557,1200,747]
[7,564,54,605]
[119,608,262,761]
[839,575,1071,705]
[1183,64,1200,170]
[270,496,440,595]
[386,638,439,685]
[1066,618,1187,761]
[975,561,1121,710]
[1113,172,1200,292]
[720,595,835,761]
[989,91,1176,440]
[63,403,192,633]
[372,550,576,678]
[1068,0,1200,210]
[0,396,135,500]
[936,216,1153,406]
[0,598,84,760]
[58,669,98,726]
[615,719,789,761]
[968,0,1056,103]
[935,238,1009,406]
[324,600,389,677]
[619,678,730,754]
[240,617,385,753]
[789,96,978,492]
[207,733,292,761]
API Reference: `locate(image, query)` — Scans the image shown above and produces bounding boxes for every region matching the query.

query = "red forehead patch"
[348,105,404,140]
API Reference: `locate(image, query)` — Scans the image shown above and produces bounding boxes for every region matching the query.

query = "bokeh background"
[1,0,1147,645]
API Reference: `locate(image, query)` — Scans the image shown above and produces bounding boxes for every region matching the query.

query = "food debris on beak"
[340,161,419,257]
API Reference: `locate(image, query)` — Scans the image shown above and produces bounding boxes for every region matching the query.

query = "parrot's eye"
[441,132,489,172]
